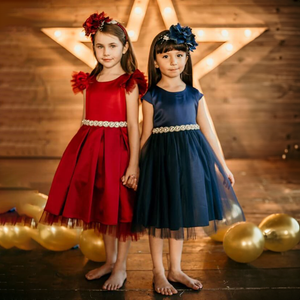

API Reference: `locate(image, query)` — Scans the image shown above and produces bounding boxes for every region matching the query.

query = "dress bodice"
[71,69,147,122]
[86,75,127,121]
[142,85,203,127]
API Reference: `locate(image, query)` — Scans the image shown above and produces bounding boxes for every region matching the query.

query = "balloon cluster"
[0,191,106,262]
[1,191,299,264]
[208,213,300,263]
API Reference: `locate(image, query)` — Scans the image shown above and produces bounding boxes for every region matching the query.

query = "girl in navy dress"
[132,24,245,295]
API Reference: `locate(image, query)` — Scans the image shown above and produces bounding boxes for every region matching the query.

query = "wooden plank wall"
[0,0,299,158]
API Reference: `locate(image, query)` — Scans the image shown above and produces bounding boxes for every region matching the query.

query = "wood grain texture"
[0,158,300,299]
[0,0,300,158]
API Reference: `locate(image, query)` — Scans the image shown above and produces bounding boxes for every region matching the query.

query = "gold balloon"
[15,239,40,251]
[17,203,44,222]
[16,192,47,220]
[209,226,229,242]
[18,191,48,208]
[0,225,15,249]
[79,229,106,262]
[259,213,300,252]
[32,224,82,251]
[205,200,245,242]
[0,190,47,214]
[10,224,39,250]
[223,222,265,263]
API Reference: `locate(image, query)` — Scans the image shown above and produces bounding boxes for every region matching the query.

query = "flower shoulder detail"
[71,71,90,94]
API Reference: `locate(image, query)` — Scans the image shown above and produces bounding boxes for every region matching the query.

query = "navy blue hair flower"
[168,23,198,52]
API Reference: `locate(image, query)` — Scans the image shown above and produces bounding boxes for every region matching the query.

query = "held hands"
[121,166,139,191]
[223,165,235,186]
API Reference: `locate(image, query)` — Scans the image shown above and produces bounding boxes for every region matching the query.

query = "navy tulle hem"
[132,129,245,240]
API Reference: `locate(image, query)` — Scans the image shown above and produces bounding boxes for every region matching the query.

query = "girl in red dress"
[39,12,147,290]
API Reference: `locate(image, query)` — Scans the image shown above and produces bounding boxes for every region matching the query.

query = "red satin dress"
[40,69,147,241]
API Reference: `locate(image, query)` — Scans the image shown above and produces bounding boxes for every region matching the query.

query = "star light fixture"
[42,0,267,91]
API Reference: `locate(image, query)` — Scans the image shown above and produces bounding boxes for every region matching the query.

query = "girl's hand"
[223,165,235,187]
[121,166,139,191]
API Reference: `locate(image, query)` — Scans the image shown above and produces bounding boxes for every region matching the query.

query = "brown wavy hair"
[147,30,193,90]
[90,24,137,78]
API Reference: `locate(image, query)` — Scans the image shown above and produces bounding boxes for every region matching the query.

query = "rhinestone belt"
[152,124,200,134]
[82,119,127,128]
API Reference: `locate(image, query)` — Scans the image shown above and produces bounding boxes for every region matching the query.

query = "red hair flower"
[82,12,112,37]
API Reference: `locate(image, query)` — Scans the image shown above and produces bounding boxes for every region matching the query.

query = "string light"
[134,7,143,14]
[42,1,267,89]
[221,29,229,37]
[226,43,233,52]
[192,27,267,88]
[244,29,252,37]
[54,30,62,38]
[197,30,204,37]
[74,45,81,53]
[156,0,178,28]
[163,7,172,14]
[206,58,214,66]
[128,30,135,37]
[281,143,300,160]
[126,0,150,42]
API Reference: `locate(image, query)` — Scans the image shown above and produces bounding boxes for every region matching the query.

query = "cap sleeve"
[141,90,153,105]
[121,69,147,96]
[71,71,90,94]
[197,90,204,101]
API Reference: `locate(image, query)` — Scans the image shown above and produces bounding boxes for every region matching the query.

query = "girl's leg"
[150,234,178,295]
[103,238,131,290]
[85,233,117,280]
[167,238,202,290]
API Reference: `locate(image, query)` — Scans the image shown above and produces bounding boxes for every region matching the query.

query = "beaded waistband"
[152,124,200,134]
[82,119,127,128]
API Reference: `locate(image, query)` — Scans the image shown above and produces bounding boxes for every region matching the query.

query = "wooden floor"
[0,158,300,300]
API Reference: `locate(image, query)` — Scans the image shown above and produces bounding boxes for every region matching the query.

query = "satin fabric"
[132,85,245,239]
[143,85,203,127]
[41,71,146,240]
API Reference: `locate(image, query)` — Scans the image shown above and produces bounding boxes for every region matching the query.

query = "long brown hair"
[90,24,137,78]
[147,30,193,90]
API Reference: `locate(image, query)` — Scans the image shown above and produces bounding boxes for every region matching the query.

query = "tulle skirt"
[132,129,245,240]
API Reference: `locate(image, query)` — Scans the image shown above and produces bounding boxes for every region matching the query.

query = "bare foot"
[153,270,178,295]
[103,266,127,291]
[168,270,202,290]
[85,263,114,280]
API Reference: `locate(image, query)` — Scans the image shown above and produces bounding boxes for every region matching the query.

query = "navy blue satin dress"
[132,85,245,239]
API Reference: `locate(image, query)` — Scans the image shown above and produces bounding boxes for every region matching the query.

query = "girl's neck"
[157,76,186,92]
[98,65,125,80]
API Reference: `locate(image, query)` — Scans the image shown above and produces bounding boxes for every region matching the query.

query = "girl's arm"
[80,90,86,127]
[197,96,235,185]
[140,101,154,149]
[122,85,140,191]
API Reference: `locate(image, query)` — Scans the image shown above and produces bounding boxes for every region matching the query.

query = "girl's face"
[94,31,128,69]
[155,50,188,79]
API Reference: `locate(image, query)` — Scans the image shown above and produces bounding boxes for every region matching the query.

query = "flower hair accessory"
[159,23,198,52]
[83,12,128,41]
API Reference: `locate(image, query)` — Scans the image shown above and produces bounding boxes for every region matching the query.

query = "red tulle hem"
[0,213,35,227]
[39,211,139,241]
